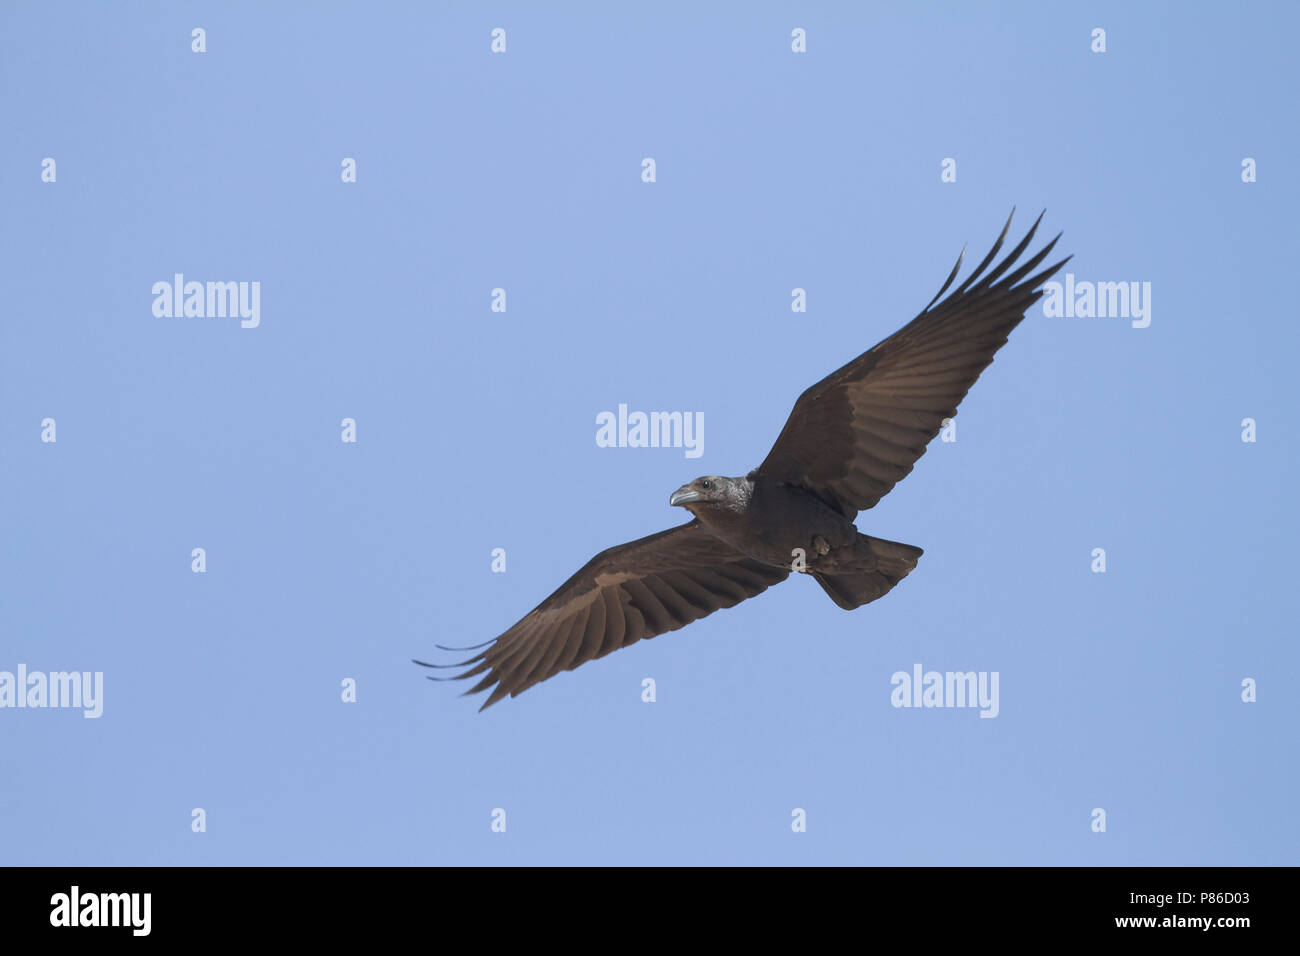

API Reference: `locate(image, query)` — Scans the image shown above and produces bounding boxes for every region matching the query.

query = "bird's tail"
[813,535,924,610]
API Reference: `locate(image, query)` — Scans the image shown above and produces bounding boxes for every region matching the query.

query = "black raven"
[420,210,1068,709]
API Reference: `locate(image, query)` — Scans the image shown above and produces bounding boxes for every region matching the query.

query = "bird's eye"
[701,480,712,490]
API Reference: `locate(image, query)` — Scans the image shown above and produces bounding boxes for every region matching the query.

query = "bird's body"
[671,474,855,570]
[669,473,924,611]
[419,210,1069,709]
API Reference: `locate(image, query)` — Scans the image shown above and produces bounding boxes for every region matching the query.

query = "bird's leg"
[812,534,831,556]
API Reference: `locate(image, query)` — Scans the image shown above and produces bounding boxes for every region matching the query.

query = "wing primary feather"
[435,638,496,652]
[998,234,1063,291]
[412,656,480,670]
[479,681,512,710]
[972,210,1045,291]
[1030,253,1072,289]
[950,206,1016,298]
[921,244,967,312]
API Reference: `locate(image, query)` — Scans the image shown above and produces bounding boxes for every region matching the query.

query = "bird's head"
[669,475,749,516]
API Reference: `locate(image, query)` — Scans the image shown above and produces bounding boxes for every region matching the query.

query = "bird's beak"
[669,485,702,508]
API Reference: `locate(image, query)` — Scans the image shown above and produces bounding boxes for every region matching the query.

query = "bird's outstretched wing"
[418,520,789,709]
[754,209,1070,521]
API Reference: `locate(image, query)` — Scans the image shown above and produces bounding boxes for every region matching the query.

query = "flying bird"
[420,210,1068,709]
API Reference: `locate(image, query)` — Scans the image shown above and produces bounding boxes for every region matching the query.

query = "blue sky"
[2,1,1296,865]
